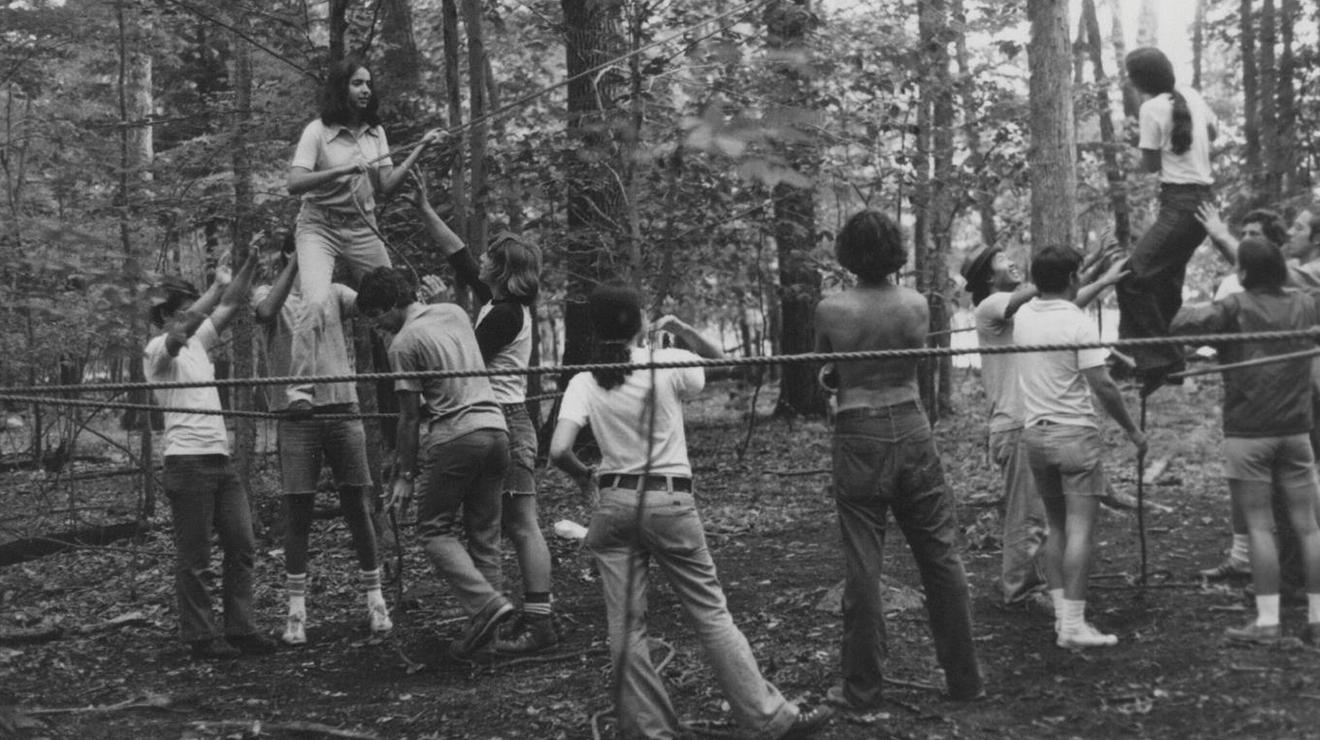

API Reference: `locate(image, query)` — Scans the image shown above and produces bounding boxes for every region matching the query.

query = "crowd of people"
[139,46,1320,739]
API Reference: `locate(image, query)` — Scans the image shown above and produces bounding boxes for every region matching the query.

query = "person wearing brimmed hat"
[144,253,277,660]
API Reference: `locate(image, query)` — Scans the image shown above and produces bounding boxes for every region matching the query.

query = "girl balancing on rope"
[1119,46,1218,397]
[549,283,832,740]
[284,57,443,415]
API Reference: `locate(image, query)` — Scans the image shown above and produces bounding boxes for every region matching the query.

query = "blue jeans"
[1118,183,1212,373]
[990,428,1047,603]
[276,410,372,495]
[416,427,509,616]
[163,455,259,643]
[831,403,983,705]
[585,486,796,740]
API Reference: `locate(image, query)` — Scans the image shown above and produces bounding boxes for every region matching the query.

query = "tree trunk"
[1082,0,1131,249]
[1242,0,1261,199]
[953,0,997,249]
[329,0,351,63]
[379,0,422,97]
[440,0,469,251]
[765,0,824,419]
[229,22,257,499]
[1277,0,1299,194]
[1258,0,1279,202]
[461,0,490,274]
[1106,0,1138,119]
[1027,0,1079,252]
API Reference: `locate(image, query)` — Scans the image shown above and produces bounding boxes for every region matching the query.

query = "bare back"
[815,283,927,410]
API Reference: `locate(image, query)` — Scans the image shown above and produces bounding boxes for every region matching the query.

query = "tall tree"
[462,0,490,269]
[1026,0,1079,252]
[1276,0,1299,194]
[1241,0,1261,198]
[1258,0,1279,201]
[954,0,997,249]
[229,18,257,490]
[1081,0,1131,249]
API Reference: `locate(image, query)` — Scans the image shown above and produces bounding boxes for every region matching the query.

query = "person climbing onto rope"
[815,210,983,708]
[1014,245,1147,649]
[412,174,557,654]
[1171,237,1320,645]
[144,252,278,660]
[356,267,514,659]
[961,242,1129,614]
[1118,47,1218,397]
[251,236,391,646]
[285,57,443,416]
[548,282,833,740]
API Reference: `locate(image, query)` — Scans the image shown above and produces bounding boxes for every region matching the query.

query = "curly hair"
[836,210,907,282]
[355,267,415,315]
[320,57,381,128]
[1125,47,1194,156]
[588,281,643,391]
[1241,209,1288,248]
[486,232,542,305]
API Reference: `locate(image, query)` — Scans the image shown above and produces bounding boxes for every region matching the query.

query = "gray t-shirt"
[252,283,359,411]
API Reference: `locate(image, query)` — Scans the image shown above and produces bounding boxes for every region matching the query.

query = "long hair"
[1239,237,1287,292]
[588,281,643,391]
[487,232,541,305]
[1125,47,1193,155]
[320,57,381,128]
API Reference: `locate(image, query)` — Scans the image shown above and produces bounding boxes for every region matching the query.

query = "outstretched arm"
[1075,257,1130,309]
[254,254,299,325]
[208,252,259,334]
[652,315,724,359]
[1196,203,1239,266]
[163,265,230,357]
[379,129,444,196]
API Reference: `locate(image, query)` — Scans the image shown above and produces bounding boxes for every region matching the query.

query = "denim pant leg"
[416,429,506,616]
[993,429,1047,603]
[164,457,222,643]
[1117,186,1210,372]
[213,466,259,637]
[890,436,983,698]
[647,493,795,740]
[587,492,680,740]
[463,430,509,593]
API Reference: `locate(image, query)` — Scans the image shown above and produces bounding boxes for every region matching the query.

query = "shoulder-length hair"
[487,232,541,305]
[836,209,907,283]
[320,57,381,128]
[1125,47,1195,156]
[588,281,643,391]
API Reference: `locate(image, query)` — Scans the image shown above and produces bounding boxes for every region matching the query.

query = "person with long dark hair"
[549,282,831,739]
[1119,47,1218,396]
[284,57,442,413]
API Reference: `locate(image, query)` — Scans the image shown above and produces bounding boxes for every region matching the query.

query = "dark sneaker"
[824,685,883,712]
[780,704,833,739]
[493,615,558,654]
[229,633,278,655]
[190,637,240,661]
[284,399,314,421]
[450,598,514,658]
[1200,556,1251,581]
[1225,621,1281,645]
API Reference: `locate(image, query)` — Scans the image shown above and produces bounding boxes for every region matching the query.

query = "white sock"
[360,569,385,608]
[1308,593,1320,624]
[1061,599,1086,632]
[1230,535,1251,565]
[1255,594,1281,627]
[287,573,307,616]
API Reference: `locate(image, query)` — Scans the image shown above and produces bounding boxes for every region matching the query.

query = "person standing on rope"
[411,176,557,655]
[144,253,278,660]
[251,237,392,646]
[356,267,514,658]
[548,282,832,739]
[961,243,1128,613]
[1014,245,1147,649]
[285,57,443,416]
[1118,47,1218,397]
[1171,237,1320,644]
[815,210,983,709]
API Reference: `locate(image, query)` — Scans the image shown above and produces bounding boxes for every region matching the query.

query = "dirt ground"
[4,372,1320,740]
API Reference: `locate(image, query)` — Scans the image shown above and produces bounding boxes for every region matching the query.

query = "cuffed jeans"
[832,403,983,706]
[1118,183,1212,373]
[416,428,509,617]
[289,203,390,404]
[163,454,259,643]
[585,486,796,740]
[990,428,1047,603]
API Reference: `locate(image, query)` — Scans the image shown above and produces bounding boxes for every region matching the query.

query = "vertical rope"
[1136,394,1148,585]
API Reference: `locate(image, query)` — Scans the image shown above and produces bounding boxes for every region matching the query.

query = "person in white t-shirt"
[143,253,277,660]
[1015,245,1147,649]
[1118,47,1219,396]
[549,282,831,740]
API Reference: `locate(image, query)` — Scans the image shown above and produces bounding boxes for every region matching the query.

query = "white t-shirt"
[1013,299,1107,428]
[143,318,231,457]
[558,347,703,477]
[1138,86,1215,185]
[974,292,1024,433]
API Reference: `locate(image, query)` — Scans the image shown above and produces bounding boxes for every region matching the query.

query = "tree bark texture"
[1277,0,1299,194]
[1027,0,1079,252]
[229,24,257,493]
[1082,0,1131,249]
[461,0,490,268]
[1258,0,1279,201]
[953,0,998,250]
[1241,0,1261,197]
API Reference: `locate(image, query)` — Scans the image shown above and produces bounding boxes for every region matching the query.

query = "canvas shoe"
[1057,622,1118,648]
[368,601,393,634]
[281,611,307,646]
[1200,556,1251,581]
[450,598,514,658]
[1225,622,1281,645]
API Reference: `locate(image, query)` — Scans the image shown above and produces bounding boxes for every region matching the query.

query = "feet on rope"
[1225,621,1281,645]
[281,611,307,646]
[1137,362,1185,398]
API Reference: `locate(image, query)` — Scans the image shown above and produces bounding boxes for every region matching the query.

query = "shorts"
[1225,434,1318,489]
[1023,422,1106,500]
[277,412,372,495]
[501,403,537,496]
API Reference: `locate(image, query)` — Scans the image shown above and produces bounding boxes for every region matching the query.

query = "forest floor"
[4,370,1320,740]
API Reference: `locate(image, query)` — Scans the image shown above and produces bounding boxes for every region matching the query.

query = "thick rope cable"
[10,327,1320,396]
[0,392,564,419]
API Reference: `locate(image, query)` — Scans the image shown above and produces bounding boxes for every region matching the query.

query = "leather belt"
[598,473,693,493]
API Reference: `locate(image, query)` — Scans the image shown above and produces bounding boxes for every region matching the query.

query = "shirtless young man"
[814,210,983,710]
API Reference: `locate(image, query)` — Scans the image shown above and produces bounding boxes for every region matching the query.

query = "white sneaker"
[282,611,307,645]
[1057,621,1118,649]
[368,601,393,634]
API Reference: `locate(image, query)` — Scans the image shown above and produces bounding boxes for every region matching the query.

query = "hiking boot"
[1200,556,1251,581]
[190,637,240,661]
[450,598,514,658]
[824,685,883,712]
[229,633,278,656]
[368,601,393,635]
[493,615,558,655]
[1225,621,1281,645]
[281,611,307,646]
[1057,622,1118,649]
[780,704,833,739]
